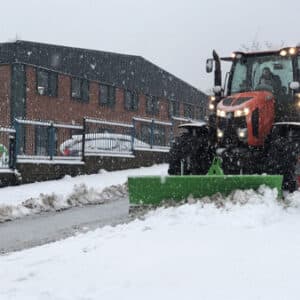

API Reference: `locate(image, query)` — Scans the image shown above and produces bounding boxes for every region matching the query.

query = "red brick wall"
[0,65,11,127]
[25,66,173,125]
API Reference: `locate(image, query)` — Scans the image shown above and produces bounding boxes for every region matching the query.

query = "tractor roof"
[221,47,300,61]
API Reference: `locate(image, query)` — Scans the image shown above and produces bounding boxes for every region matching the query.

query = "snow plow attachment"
[128,158,283,206]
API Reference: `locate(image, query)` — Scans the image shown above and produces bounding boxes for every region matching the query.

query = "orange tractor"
[168,47,300,191]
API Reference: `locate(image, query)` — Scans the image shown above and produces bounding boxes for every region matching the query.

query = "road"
[0,199,129,254]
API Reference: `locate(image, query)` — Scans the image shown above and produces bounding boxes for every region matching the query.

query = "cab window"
[252,57,293,95]
[298,56,300,81]
[231,62,247,94]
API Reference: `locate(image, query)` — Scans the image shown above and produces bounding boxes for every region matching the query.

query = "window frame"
[99,84,116,107]
[36,68,58,97]
[146,95,159,115]
[124,90,139,111]
[71,77,89,102]
[184,103,194,119]
[169,100,180,117]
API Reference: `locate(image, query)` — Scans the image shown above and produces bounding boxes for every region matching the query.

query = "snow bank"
[0,183,127,222]
[0,164,168,222]
[1,186,300,299]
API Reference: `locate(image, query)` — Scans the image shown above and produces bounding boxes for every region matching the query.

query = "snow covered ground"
[0,164,168,222]
[1,186,300,299]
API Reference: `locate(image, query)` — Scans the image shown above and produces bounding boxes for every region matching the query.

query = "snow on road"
[0,164,168,222]
[1,186,300,299]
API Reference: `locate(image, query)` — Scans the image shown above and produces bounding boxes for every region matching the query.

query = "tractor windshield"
[230,55,294,97]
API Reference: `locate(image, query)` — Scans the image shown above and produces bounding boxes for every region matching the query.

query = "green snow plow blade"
[128,158,283,206]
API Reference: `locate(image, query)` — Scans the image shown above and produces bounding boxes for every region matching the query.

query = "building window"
[71,78,89,102]
[195,106,203,120]
[146,95,159,115]
[36,69,57,97]
[154,124,166,146]
[99,84,116,107]
[184,104,194,119]
[124,90,138,111]
[169,100,179,117]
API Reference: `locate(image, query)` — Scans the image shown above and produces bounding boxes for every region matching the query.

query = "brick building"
[0,40,206,129]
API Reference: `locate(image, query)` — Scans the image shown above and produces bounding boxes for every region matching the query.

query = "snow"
[2,185,300,299]
[0,164,168,222]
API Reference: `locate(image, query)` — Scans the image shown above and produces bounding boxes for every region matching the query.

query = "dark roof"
[0,40,206,105]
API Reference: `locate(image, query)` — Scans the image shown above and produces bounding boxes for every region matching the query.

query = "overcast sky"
[1,0,299,92]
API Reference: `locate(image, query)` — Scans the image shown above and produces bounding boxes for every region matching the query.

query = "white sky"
[0,0,299,92]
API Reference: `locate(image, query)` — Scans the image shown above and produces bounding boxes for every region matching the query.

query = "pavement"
[0,198,129,254]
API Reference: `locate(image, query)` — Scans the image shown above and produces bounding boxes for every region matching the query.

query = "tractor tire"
[168,129,215,175]
[265,135,300,192]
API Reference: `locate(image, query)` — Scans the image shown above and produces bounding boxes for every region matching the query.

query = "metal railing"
[3,115,182,166]
[0,127,16,169]
[14,119,83,163]
[133,117,172,151]
[82,118,135,158]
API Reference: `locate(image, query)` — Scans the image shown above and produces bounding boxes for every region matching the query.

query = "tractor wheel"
[265,135,300,192]
[168,129,215,175]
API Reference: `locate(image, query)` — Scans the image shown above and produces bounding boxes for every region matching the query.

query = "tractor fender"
[272,122,300,136]
[178,121,208,129]
[273,122,300,129]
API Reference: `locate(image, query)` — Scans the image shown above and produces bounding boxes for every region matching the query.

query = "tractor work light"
[209,103,215,110]
[217,129,224,138]
[237,128,248,139]
[279,49,287,56]
[234,108,249,117]
[289,47,296,55]
[217,109,226,117]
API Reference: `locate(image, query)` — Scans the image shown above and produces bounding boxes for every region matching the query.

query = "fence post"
[49,122,55,160]
[131,118,135,152]
[9,132,16,169]
[82,118,86,162]
[170,117,174,146]
[150,119,154,149]
[14,119,20,164]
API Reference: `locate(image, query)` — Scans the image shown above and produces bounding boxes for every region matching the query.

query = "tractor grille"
[218,115,247,131]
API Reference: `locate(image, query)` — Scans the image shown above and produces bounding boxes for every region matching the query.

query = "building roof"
[0,40,206,105]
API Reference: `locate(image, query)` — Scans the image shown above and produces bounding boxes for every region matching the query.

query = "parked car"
[60,132,150,156]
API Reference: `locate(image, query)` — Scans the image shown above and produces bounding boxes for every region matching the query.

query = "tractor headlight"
[209,95,216,101]
[289,47,296,55]
[217,109,226,117]
[237,128,248,139]
[234,108,250,117]
[209,103,215,110]
[280,49,287,56]
[217,129,224,138]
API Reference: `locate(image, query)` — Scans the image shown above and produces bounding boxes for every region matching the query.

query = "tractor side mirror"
[206,59,214,73]
[290,81,300,90]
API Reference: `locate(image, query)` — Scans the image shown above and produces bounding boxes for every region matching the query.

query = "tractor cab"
[206,47,300,147]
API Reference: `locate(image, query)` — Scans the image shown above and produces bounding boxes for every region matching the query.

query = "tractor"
[168,47,300,192]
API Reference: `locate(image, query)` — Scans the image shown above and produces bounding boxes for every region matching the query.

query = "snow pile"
[1,186,300,299]
[0,164,168,222]
[0,184,127,222]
